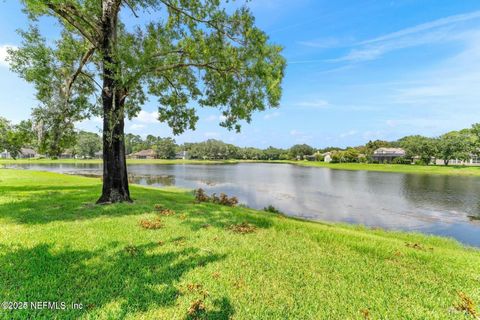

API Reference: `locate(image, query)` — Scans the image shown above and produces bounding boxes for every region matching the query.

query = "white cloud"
[205,114,227,122]
[392,31,480,108]
[129,124,145,130]
[204,132,220,138]
[290,129,303,136]
[0,44,17,67]
[298,37,342,49]
[205,115,218,122]
[263,111,280,120]
[362,10,480,45]
[331,10,480,63]
[340,130,357,138]
[296,99,329,108]
[135,110,159,123]
[290,129,313,143]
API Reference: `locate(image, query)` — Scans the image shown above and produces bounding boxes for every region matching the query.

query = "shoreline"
[2,158,480,176]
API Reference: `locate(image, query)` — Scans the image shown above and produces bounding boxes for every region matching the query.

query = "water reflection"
[3,162,480,246]
[129,174,175,187]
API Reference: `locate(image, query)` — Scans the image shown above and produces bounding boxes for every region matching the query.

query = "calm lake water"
[4,162,480,246]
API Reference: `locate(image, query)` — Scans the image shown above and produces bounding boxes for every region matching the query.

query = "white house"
[323,152,332,163]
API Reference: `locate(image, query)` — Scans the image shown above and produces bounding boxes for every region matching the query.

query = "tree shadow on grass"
[0,242,231,319]
[0,183,272,233]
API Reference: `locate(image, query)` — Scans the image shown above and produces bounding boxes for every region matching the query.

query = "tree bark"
[97,0,132,204]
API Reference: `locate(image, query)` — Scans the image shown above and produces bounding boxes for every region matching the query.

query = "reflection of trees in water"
[400,174,480,215]
[468,215,480,222]
[128,174,175,186]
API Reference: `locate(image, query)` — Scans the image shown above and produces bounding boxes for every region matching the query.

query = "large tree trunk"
[97,0,132,204]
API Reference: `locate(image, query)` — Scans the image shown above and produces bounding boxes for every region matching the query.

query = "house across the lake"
[0,149,10,159]
[0,148,38,159]
[19,148,37,159]
[323,152,332,163]
[129,149,157,159]
[372,148,406,163]
[94,151,103,159]
[435,155,480,166]
[59,150,74,159]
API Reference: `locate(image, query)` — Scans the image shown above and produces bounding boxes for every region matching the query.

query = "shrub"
[414,159,427,166]
[215,193,238,207]
[392,157,411,165]
[194,189,238,207]
[264,205,284,215]
[194,188,209,202]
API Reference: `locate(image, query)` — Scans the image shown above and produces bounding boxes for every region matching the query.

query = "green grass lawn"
[0,169,479,319]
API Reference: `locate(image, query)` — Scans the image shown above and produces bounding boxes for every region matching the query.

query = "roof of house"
[130,149,156,157]
[94,151,103,156]
[373,147,405,155]
[20,148,37,155]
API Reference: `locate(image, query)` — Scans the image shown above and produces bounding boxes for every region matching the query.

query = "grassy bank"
[276,160,480,176]
[2,158,480,176]
[0,169,479,319]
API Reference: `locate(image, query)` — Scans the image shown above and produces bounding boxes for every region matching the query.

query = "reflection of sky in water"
[4,162,480,246]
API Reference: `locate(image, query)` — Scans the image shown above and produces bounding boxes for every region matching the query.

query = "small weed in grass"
[228,222,256,234]
[201,223,211,229]
[187,299,206,318]
[154,203,165,211]
[455,292,478,318]
[124,245,139,256]
[157,240,164,246]
[172,236,187,246]
[139,217,164,230]
[212,272,220,280]
[186,283,209,298]
[360,309,371,319]
[187,283,203,292]
[405,242,433,251]
[158,208,176,216]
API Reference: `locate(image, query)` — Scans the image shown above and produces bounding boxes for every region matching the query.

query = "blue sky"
[1,0,480,148]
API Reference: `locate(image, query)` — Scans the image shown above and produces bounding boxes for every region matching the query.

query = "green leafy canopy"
[12,0,286,135]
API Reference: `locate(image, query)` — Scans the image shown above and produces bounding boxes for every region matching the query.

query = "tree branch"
[162,74,181,102]
[122,0,138,18]
[66,46,96,97]
[153,61,239,74]
[158,0,246,46]
[80,71,102,90]
[45,2,99,47]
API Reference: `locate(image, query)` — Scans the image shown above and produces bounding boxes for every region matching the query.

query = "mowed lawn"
[0,170,479,319]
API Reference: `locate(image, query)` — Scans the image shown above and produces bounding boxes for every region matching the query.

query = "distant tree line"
[1,116,479,165]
